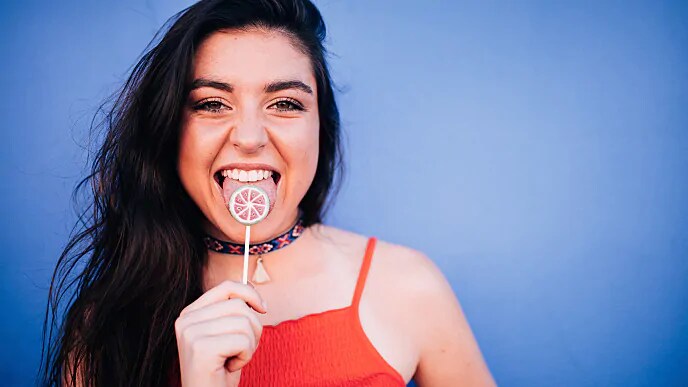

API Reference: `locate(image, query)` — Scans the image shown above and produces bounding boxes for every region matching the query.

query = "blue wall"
[1,1,686,385]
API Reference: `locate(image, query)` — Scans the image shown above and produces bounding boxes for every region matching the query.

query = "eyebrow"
[188,78,313,95]
[189,78,234,93]
[265,80,313,95]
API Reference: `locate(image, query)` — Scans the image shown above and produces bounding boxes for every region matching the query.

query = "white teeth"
[220,168,275,183]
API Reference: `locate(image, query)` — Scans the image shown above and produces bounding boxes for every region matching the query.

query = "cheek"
[177,123,218,196]
[290,122,320,187]
[304,133,320,174]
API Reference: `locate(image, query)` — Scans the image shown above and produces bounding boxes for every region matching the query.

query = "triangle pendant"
[252,257,271,284]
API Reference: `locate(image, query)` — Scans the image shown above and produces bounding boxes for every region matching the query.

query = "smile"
[214,167,282,187]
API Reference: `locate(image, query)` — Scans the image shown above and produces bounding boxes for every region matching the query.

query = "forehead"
[193,29,315,88]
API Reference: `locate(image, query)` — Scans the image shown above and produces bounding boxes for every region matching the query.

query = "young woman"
[41,0,496,386]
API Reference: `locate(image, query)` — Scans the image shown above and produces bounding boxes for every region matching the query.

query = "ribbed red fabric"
[238,237,406,386]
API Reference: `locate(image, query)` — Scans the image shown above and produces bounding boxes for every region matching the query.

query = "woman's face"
[178,29,319,242]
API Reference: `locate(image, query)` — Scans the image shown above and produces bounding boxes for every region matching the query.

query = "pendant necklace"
[202,217,305,284]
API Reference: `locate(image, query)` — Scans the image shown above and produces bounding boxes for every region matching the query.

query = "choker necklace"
[203,217,305,284]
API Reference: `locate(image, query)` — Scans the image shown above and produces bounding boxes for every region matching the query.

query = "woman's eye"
[270,99,305,112]
[193,100,229,113]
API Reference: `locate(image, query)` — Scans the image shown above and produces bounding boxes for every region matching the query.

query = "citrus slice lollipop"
[228,185,270,226]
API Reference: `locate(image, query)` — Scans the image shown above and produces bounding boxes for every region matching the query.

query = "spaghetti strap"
[351,237,377,308]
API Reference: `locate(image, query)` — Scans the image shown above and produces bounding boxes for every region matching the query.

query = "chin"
[208,204,295,243]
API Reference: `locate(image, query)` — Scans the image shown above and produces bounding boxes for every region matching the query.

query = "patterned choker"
[202,217,305,284]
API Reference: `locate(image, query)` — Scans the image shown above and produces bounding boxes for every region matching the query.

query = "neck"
[203,216,313,290]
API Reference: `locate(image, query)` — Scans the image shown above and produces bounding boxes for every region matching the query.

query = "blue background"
[1,1,687,386]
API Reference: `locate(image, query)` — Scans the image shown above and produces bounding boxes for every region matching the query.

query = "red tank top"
[238,237,406,386]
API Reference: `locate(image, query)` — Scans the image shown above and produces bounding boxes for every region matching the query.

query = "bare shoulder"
[312,224,450,303]
[311,225,442,315]
[312,224,454,334]
[312,225,434,279]
[314,226,495,385]
[374,238,496,385]
[373,238,446,294]
[366,238,466,340]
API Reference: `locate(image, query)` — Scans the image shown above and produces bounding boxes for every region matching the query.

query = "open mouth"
[214,167,280,219]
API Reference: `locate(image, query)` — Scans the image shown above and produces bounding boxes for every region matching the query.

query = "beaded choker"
[202,217,305,283]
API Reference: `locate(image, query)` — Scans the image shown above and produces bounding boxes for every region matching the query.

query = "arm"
[407,253,497,386]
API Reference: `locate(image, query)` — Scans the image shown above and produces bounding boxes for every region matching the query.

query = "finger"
[180,313,262,345]
[194,333,254,372]
[181,280,267,315]
[179,298,262,330]
[222,333,254,372]
[181,316,258,353]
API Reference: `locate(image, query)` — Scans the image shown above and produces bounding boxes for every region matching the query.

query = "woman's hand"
[175,280,268,387]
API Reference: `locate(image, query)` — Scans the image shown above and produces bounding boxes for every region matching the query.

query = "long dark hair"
[39,1,342,385]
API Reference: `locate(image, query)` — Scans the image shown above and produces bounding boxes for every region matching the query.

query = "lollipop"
[228,185,271,284]
[229,185,270,225]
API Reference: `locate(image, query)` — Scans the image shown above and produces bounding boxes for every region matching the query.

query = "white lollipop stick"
[243,226,250,284]
[228,185,271,285]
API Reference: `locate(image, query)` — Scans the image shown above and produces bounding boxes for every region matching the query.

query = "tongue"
[222,176,277,216]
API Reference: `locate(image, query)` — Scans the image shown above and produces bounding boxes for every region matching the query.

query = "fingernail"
[262,300,268,311]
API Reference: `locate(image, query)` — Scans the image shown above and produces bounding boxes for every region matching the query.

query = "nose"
[229,110,268,154]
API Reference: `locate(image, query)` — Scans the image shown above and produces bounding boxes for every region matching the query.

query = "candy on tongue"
[224,180,274,285]
[222,175,276,214]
